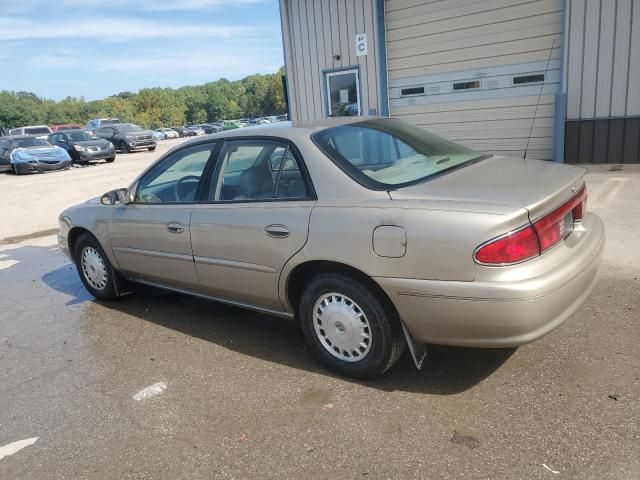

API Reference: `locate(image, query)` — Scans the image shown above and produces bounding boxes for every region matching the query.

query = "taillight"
[475,185,587,265]
[532,185,586,252]
[474,225,540,265]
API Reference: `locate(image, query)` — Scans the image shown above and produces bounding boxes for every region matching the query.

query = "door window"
[208,140,311,201]
[135,143,216,204]
[325,68,360,117]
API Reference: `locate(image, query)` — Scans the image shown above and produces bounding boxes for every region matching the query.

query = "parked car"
[85,118,121,131]
[0,135,71,174]
[153,130,166,141]
[157,128,179,139]
[198,124,222,134]
[49,129,115,164]
[58,117,604,378]
[51,124,82,132]
[8,125,53,138]
[222,120,242,130]
[170,126,194,137]
[95,123,156,153]
[186,126,205,136]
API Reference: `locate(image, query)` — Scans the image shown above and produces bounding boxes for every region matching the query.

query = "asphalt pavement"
[0,158,638,479]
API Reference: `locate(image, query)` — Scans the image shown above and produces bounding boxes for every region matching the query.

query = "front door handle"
[166,222,185,234]
[264,224,290,238]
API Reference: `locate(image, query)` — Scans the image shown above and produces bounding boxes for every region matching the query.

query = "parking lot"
[0,153,639,479]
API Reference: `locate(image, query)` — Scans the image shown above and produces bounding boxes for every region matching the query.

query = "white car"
[8,125,53,139]
[158,128,179,139]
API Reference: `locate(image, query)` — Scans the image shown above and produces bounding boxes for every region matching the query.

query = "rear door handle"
[264,224,290,238]
[166,222,185,234]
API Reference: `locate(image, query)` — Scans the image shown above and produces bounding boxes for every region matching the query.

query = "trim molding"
[194,256,277,274]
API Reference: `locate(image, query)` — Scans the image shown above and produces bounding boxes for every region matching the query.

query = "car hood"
[389,155,586,219]
[73,140,112,147]
[120,130,153,136]
[11,146,71,163]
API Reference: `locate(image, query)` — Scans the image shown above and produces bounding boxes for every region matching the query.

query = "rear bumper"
[376,213,605,348]
[14,160,71,174]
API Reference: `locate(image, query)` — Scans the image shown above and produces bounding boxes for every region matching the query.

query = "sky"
[0,0,284,100]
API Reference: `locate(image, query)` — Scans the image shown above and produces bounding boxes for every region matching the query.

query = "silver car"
[58,118,605,378]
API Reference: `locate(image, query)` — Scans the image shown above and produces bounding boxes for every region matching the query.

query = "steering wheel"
[174,175,200,202]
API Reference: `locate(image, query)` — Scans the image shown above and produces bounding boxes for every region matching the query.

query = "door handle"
[264,224,290,238]
[166,222,185,234]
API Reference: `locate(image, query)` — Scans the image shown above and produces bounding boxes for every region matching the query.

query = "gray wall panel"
[281,0,382,123]
[566,0,640,120]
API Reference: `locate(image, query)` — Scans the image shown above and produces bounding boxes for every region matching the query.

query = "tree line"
[0,67,287,130]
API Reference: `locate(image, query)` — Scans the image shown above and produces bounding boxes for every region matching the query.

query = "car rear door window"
[207,140,311,201]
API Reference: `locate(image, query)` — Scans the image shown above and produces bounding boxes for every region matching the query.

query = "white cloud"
[0,18,272,41]
[91,53,281,76]
[59,0,267,11]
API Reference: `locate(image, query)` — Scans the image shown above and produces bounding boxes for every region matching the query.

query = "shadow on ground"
[2,242,515,395]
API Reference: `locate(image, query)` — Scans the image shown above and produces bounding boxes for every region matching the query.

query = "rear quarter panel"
[279,199,531,309]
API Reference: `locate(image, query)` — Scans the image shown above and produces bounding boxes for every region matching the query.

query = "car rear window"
[24,127,52,135]
[312,118,488,189]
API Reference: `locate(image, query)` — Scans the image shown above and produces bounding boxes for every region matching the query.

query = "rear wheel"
[74,234,119,301]
[119,141,130,154]
[299,273,405,378]
[105,157,115,163]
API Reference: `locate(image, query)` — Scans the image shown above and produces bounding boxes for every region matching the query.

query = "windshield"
[12,137,50,148]
[312,119,487,189]
[24,127,51,135]
[68,131,99,141]
[115,124,143,133]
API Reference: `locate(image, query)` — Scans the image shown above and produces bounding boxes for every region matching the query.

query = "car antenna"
[523,38,556,160]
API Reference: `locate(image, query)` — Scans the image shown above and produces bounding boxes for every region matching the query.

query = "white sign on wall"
[355,33,368,56]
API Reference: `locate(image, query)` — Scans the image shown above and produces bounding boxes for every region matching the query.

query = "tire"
[74,233,119,301]
[119,141,130,154]
[148,147,156,152]
[299,273,406,378]
[12,164,20,175]
[105,157,115,163]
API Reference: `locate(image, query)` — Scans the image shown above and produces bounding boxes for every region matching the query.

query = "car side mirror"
[101,188,131,205]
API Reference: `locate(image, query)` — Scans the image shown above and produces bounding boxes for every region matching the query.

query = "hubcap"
[313,293,372,362]
[81,246,108,291]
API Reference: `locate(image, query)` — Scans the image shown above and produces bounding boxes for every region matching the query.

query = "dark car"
[198,124,222,134]
[169,126,193,138]
[95,123,156,153]
[0,135,71,174]
[49,130,116,164]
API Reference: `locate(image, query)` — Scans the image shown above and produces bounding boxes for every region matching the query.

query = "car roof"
[171,117,381,150]
[57,129,92,134]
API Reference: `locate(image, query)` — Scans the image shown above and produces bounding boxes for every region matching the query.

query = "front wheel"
[119,141,130,154]
[299,273,405,378]
[105,157,115,163]
[74,234,119,300]
[148,147,156,152]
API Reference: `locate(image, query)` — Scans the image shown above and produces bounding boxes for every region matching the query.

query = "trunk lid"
[389,155,586,219]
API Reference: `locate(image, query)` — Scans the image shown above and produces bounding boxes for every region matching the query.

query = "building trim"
[553,0,569,163]
[376,0,389,116]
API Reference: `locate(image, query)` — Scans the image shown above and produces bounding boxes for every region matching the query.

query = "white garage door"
[385,0,564,159]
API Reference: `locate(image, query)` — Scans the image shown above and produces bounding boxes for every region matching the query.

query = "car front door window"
[135,143,216,204]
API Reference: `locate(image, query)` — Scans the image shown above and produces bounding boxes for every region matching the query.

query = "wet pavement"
[1,167,639,479]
